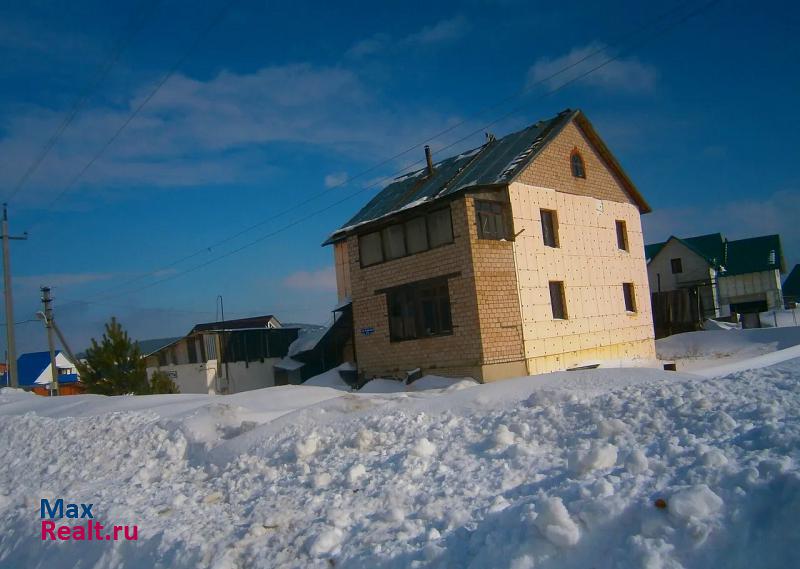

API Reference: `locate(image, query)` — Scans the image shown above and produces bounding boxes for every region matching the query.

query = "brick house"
[325,109,656,382]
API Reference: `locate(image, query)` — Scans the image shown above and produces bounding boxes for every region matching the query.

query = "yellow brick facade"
[335,116,655,382]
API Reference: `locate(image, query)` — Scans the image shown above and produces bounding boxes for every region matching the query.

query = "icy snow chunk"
[626,449,649,474]
[355,429,373,451]
[347,463,367,485]
[534,497,581,547]
[569,443,618,475]
[312,472,331,490]
[295,433,319,460]
[700,448,728,468]
[669,485,723,521]
[597,418,628,438]
[493,424,515,447]
[410,438,436,458]
[309,528,344,556]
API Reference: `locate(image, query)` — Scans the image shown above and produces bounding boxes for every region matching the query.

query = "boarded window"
[623,283,636,312]
[382,224,406,260]
[549,281,567,319]
[405,216,428,254]
[541,209,559,248]
[157,351,167,367]
[427,208,453,248]
[387,277,453,342]
[671,258,683,274]
[571,151,586,178]
[616,220,628,251]
[475,200,507,240]
[359,231,383,266]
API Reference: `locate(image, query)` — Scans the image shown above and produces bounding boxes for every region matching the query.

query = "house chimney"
[424,145,434,176]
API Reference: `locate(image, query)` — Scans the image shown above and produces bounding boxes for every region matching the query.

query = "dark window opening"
[671,258,683,274]
[187,338,198,364]
[549,281,568,319]
[615,220,628,251]
[387,277,453,342]
[571,151,586,178]
[623,283,637,312]
[541,209,559,248]
[359,231,383,267]
[475,200,508,240]
[427,208,453,248]
[157,351,167,367]
[382,224,406,260]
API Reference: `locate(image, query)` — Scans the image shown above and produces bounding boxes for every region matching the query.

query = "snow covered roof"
[274,357,305,372]
[323,109,649,244]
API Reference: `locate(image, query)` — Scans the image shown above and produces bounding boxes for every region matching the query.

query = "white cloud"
[642,189,800,269]
[324,172,349,188]
[346,16,469,59]
[527,43,657,93]
[0,63,473,206]
[281,266,337,291]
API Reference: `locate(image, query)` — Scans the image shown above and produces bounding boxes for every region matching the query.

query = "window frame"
[549,281,568,320]
[570,150,586,179]
[475,199,509,240]
[357,206,454,268]
[386,277,454,342]
[670,258,683,274]
[623,282,637,313]
[541,209,560,248]
[615,220,629,251]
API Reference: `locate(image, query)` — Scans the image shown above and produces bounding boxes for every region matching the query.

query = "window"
[427,208,453,248]
[615,220,628,251]
[571,151,586,178]
[671,258,683,274]
[382,224,406,260]
[623,283,637,312]
[387,277,453,341]
[359,231,383,266]
[358,207,453,267]
[157,351,167,367]
[405,216,428,254]
[541,209,559,248]
[187,338,198,364]
[549,281,567,319]
[475,200,508,240]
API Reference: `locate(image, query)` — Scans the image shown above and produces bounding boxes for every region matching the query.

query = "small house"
[17,351,83,396]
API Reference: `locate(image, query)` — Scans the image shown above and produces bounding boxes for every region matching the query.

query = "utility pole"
[2,204,27,388]
[40,286,59,396]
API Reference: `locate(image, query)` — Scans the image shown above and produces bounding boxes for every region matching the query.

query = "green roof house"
[645,232,785,317]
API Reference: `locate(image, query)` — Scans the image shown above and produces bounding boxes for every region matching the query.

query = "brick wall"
[346,198,485,379]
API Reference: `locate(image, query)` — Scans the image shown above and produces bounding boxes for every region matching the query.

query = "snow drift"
[0,359,798,568]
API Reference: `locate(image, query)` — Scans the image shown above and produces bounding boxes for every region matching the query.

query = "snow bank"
[0,360,799,568]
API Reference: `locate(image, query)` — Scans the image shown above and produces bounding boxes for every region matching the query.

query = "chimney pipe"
[424,145,434,176]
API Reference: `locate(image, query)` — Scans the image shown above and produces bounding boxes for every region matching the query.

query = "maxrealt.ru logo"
[40,499,138,541]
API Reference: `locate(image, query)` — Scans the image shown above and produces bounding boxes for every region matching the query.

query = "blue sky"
[1,0,798,354]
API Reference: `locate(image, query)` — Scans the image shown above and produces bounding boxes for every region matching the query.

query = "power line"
[3,0,164,204]
[70,0,722,306]
[71,0,707,303]
[23,0,243,232]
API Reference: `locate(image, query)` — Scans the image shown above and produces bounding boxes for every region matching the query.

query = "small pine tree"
[149,370,180,394]
[78,317,151,395]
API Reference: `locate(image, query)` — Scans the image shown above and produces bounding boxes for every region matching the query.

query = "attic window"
[570,150,586,179]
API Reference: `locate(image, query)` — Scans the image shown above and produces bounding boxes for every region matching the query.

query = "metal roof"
[646,233,784,275]
[324,109,578,244]
[784,264,800,298]
[16,351,79,387]
[137,337,183,357]
[190,315,279,333]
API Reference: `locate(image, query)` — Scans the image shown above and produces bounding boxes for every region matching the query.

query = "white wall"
[719,269,783,310]
[225,359,280,392]
[147,360,219,395]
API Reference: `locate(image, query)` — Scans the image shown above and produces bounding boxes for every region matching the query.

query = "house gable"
[513,114,649,212]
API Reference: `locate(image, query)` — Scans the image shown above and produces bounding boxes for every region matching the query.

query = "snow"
[302,363,353,391]
[1,341,799,567]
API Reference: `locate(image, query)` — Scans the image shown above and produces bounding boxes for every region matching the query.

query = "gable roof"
[646,233,725,266]
[324,109,649,244]
[784,264,800,298]
[137,337,183,357]
[189,314,280,334]
[645,232,784,275]
[723,234,784,276]
[17,351,79,387]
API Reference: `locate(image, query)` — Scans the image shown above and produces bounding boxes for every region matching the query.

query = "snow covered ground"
[1,332,799,568]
